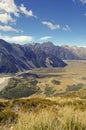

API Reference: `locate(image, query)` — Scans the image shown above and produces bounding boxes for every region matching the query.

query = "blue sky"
[0,0,86,46]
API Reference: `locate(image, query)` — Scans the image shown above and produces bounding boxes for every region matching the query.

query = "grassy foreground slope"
[0,97,86,130]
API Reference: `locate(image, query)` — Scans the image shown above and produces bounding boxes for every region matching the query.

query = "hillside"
[0,39,86,74]
[0,97,86,130]
[26,41,86,60]
[0,39,67,73]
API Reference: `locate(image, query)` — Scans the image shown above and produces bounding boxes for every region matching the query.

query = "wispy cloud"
[0,0,19,17]
[0,0,37,24]
[0,0,37,34]
[62,25,71,32]
[42,21,60,30]
[40,36,52,41]
[0,0,19,24]
[0,35,33,43]
[73,0,86,4]
[19,4,37,18]
[0,13,16,24]
[80,0,86,4]
[0,25,22,32]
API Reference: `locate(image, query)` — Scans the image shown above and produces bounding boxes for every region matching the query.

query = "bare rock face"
[0,39,67,73]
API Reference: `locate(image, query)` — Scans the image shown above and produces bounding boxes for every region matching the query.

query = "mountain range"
[0,39,67,73]
[26,42,86,60]
[0,39,86,73]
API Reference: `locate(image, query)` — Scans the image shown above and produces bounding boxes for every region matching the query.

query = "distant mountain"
[66,46,86,60]
[0,39,67,73]
[26,42,86,60]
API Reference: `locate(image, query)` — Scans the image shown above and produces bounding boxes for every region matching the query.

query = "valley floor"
[0,60,86,99]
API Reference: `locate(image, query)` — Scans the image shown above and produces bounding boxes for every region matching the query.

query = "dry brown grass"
[14,105,86,130]
[0,97,86,130]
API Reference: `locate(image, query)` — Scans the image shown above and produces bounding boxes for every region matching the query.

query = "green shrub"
[44,87,55,96]
[52,80,61,85]
[66,83,84,92]
[29,80,38,86]
[0,78,39,99]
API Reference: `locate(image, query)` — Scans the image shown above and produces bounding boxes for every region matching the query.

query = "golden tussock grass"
[14,106,86,130]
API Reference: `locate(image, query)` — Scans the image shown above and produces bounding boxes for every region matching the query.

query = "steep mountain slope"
[40,42,80,60]
[0,39,67,73]
[26,42,86,60]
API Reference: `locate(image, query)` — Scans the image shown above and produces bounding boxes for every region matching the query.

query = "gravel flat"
[0,77,10,91]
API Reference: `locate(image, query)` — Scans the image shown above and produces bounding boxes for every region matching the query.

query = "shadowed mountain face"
[0,40,67,73]
[25,42,86,60]
[41,42,86,60]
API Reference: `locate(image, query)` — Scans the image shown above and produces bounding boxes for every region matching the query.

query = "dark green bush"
[52,80,61,85]
[66,83,84,92]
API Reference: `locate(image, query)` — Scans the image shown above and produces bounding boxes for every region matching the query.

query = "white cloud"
[0,0,37,33]
[40,36,52,41]
[0,35,33,43]
[19,4,36,18]
[0,0,19,24]
[80,0,86,4]
[0,25,21,32]
[0,0,37,27]
[0,13,15,24]
[0,0,19,17]
[63,25,71,32]
[42,21,60,30]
